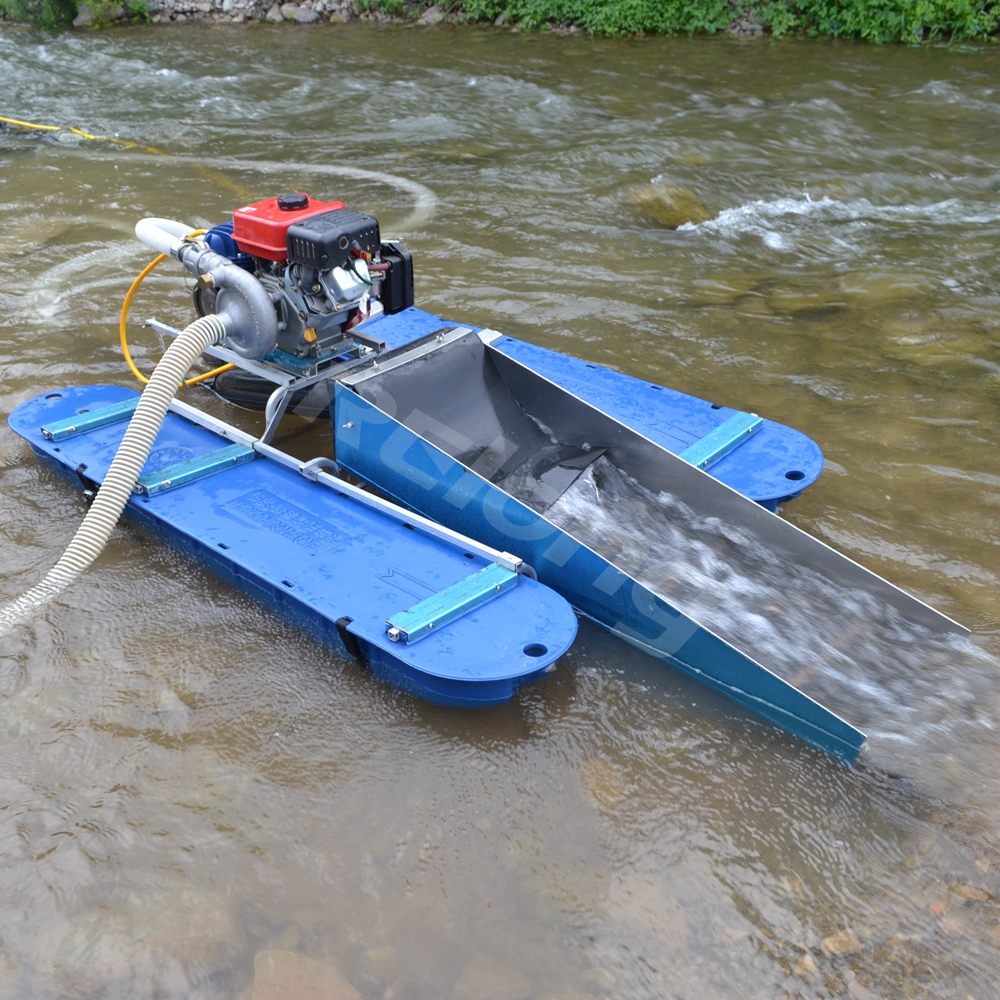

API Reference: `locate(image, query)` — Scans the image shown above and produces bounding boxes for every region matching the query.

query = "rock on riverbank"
[68,0,415,26]
[69,0,580,28]
[145,0,361,25]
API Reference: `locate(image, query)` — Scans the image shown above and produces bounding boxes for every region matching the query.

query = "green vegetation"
[125,0,151,20]
[0,0,150,27]
[1,0,995,42]
[360,0,406,13]
[0,0,76,28]
[462,0,997,42]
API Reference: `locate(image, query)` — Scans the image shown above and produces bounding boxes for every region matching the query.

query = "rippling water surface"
[1,24,999,1000]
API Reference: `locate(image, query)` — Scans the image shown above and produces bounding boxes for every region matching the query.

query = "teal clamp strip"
[680,411,763,470]
[41,397,139,442]
[386,562,518,644]
[135,443,255,496]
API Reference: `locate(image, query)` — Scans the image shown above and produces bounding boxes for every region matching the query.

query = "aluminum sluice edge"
[483,339,967,638]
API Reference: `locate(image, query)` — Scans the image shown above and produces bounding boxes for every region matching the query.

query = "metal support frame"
[145,320,296,387]
[262,385,294,444]
[145,317,390,445]
[145,318,384,385]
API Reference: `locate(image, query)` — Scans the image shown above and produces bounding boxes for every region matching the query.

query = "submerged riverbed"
[1,23,1000,1000]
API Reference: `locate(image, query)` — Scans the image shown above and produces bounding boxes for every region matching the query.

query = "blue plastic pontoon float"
[8,384,578,707]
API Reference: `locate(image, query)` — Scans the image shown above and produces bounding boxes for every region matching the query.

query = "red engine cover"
[232,193,346,261]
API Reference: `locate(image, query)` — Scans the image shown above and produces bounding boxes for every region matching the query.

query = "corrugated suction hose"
[0,314,228,639]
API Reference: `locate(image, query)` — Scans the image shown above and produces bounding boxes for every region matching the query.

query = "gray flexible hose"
[0,314,228,639]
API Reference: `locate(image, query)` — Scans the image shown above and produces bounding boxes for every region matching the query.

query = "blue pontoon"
[9,384,578,708]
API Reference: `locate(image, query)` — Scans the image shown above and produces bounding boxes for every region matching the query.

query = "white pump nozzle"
[134,217,196,257]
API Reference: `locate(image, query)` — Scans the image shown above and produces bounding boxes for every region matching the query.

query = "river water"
[1,23,999,1000]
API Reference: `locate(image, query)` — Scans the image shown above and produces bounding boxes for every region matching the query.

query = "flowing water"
[1,23,999,1000]
[546,457,997,779]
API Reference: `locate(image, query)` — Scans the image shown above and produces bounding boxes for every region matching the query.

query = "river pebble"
[846,979,873,1000]
[251,949,361,1000]
[820,929,862,957]
[384,978,423,1000]
[359,944,402,986]
[948,883,989,901]
[794,952,818,977]
[452,955,533,1000]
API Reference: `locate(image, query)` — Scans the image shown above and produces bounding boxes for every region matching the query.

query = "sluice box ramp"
[334,327,968,764]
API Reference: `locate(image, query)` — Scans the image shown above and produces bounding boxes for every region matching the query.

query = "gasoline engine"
[188,192,413,372]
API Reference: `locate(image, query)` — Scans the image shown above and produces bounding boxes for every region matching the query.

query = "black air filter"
[286,209,380,270]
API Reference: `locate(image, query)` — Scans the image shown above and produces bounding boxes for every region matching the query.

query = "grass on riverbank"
[2,0,996,49]
[0,0,147,28]
[0,0,70,27]
[462,0,999,42]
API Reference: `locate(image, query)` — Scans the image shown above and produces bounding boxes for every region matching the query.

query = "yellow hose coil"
[120,238,235,388]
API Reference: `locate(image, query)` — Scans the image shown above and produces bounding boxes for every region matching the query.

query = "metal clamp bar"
[679,411,763,470]
[134,442,255,496]
[386,562,518,644]
[41,397,139,441]
[340,327,472,388]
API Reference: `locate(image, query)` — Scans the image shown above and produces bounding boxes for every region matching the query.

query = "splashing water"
[547,458,999,775]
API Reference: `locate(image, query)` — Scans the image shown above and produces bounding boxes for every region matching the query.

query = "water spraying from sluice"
[547,457,990,772]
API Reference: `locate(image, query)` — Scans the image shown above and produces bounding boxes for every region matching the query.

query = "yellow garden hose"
[0,115,61,131]
[0,114,171,156]
[119,240,235,388]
